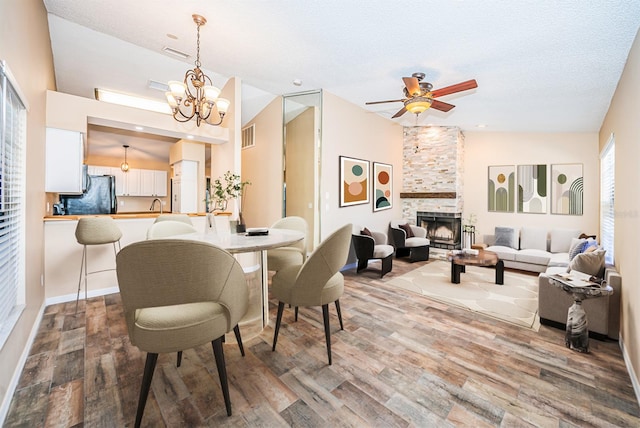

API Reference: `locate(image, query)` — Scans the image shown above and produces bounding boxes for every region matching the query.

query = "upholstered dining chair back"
[116,239,249,425]
[267,216,309,272]
[289,223,352,306]
[146,220,197,239]
[154,214,193,225]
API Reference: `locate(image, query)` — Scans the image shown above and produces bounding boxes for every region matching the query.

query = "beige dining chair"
[74,216,122,313]
[116,239,249,427]
[146,219,245,361]
[267,216,308,272]
[153,213,193,225]
[146,220,197,239]
[271,223,352,365]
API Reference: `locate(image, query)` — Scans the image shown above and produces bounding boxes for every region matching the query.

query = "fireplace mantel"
[400,192,457,199]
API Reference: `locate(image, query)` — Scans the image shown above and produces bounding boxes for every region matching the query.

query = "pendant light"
[121,144,130,172]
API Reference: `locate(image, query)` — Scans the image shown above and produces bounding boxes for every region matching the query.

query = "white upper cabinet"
[45,128,85,194]
[88,165,167,197]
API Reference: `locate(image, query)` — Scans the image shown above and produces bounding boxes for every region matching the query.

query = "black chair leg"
[294,306,299,322]
[135,353,158,428]
[272,301,285,351]
[212,337,232,416]
[233,324,245,356]
[335,300,344,330]
[322,304,332,365]
[176,351,182,367]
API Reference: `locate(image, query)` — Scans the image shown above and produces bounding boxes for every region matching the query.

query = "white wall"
[463,131,599,238]
[322,91,404,238]
[599,27,640,397]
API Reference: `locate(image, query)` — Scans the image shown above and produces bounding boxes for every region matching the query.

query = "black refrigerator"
[61,175,117,215]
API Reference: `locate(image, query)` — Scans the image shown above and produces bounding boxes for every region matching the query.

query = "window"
[600,135,615,265]
[0,60,27,349]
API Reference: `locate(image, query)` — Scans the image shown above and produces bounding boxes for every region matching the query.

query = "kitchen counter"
[43,212,208,221]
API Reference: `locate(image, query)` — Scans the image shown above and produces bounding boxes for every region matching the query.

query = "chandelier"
[165,14,230,126]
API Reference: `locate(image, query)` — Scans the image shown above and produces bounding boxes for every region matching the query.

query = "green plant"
[463,213,477,233]
[210,171,250,212]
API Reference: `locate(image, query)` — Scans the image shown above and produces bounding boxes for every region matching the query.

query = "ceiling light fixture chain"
[165,14,230,127]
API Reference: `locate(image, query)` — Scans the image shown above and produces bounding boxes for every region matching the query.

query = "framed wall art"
[488,165,515,212]
[339,156,369,207]
[517,164,547,213]
[551,163,583,215]
[373,162,392,211]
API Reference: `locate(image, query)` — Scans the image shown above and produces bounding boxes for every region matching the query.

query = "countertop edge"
[44,213,208,221]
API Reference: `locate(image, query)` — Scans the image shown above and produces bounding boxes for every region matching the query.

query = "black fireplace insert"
[416,212,462,250]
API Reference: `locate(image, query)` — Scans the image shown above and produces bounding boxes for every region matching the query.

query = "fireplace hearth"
[417,212,462,250]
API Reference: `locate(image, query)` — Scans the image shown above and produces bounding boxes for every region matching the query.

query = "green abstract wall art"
[488,165,515,212]
[551,163,583,215]
[517,164,547,213]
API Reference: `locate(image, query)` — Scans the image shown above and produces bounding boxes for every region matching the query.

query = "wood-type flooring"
[5,259,640,427]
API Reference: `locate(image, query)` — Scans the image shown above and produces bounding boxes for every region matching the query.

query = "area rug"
[387,260,539,330]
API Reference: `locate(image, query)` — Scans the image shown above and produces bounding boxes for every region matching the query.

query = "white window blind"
[0,60,27,349]
[600,135,615,265]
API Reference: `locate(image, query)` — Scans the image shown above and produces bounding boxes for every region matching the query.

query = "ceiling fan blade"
[402,77,421,97]
[365,99,404,105]
[431,79,478,98]
[430,99,455,112]
[391,106,407,118]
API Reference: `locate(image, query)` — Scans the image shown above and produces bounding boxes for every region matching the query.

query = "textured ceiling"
[43,0,640,137]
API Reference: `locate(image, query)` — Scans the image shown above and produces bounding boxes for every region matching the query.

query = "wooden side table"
[471,243,487,250]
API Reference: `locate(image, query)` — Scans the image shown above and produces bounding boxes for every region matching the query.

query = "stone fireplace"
[401,126,465,241]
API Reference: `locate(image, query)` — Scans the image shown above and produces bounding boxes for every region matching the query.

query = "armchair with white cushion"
[351,225,394,277]
[389,219,430,262]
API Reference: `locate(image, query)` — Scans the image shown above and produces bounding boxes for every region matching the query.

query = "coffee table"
[447,250,504,285]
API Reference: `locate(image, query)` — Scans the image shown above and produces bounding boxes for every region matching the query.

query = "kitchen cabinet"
[140,169,167,197]
[45,128,85,194]
[172,160,197,213]
[88,165,167,197]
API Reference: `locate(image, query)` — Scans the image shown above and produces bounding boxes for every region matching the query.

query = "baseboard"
[620,336,640,406]
[45,286,120,306]
[0,302,46,425]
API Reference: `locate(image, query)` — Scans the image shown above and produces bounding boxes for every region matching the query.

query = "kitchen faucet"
[150,198,163,213]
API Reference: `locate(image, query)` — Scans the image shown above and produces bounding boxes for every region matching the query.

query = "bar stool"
[75,217,122,313]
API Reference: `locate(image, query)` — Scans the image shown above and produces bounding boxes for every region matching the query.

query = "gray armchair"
[351,225,394,277]
[389,219,430,262]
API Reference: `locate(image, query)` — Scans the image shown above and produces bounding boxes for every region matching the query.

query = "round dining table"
[173,228,305,338]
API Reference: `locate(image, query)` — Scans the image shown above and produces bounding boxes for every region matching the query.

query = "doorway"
[282,91,322,252]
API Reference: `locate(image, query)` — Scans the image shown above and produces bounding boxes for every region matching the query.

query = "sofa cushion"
[567,249,606,277]
[548,252,570,268]
[373,244,394,258]
[520,227,547,251]
[485,245,517,261]
[361,227,372,236]
[568,238,586,260]
[405,237,429,248]
[550,228,581,253]
[515,249,551,266]
[494,227,519,249]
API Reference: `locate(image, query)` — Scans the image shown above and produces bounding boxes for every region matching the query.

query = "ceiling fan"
[366,72,478,118]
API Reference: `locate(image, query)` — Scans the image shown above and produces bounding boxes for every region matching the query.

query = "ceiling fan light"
[405,97,432,114]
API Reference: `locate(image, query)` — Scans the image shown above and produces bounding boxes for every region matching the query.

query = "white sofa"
[482,227,581,273]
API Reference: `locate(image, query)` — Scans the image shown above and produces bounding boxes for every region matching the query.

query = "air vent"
[162,46,190,59]
[242,124,255,149]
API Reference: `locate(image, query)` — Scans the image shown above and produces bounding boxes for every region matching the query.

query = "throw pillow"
[361,227,372,237]
[567,249,606,277]
[520,227,547,251]
[399,223,414,238]
[494,227,518,249]
[568,238,586,260]
[581,238,598,253]
[550,228,581,253]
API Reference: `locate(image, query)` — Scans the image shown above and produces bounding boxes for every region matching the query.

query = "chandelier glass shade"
[166,14,230,127]
[405,96,432,115]
[121,144,130,173]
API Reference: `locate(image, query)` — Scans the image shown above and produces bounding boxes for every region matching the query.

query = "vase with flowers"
[209,171,251,232]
